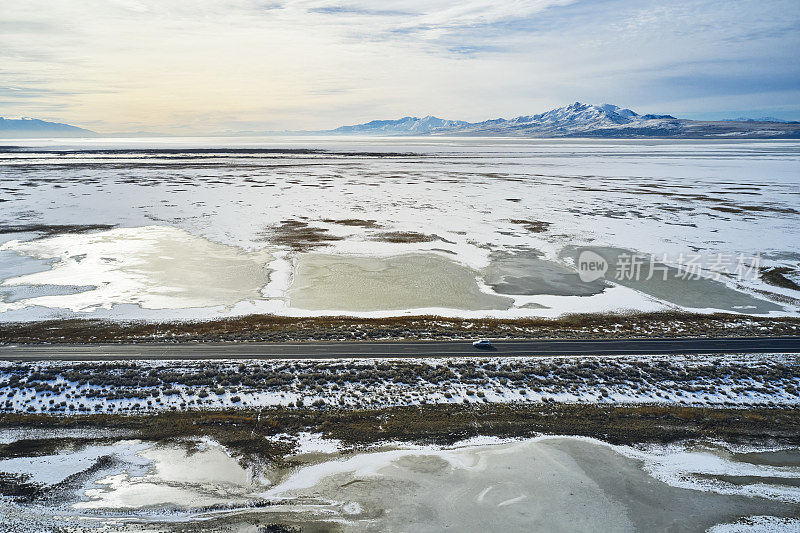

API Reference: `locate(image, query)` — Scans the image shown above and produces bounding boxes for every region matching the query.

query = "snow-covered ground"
[2,433,800,531]
[2,353,798,414]
[0,137,798,321]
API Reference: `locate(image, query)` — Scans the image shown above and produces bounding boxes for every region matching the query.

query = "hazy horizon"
[3,100,800,137]
[2,0,799,134]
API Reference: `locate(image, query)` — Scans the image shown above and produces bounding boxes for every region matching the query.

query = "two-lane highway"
[0,336,798,360]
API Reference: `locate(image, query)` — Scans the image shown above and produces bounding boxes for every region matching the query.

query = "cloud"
[0,85,84,98]
[297,0,577,46]
[307,5,414,16]
[0,0,798,131]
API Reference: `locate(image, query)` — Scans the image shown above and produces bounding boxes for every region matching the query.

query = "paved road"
[0,337,798,360]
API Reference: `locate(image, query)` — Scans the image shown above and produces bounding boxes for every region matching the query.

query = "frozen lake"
[2,433,800,531]
[0,137,798,321]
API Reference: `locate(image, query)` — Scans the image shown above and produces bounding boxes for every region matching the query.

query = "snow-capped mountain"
[516,102,647,128]
[317,102,798,138]
[319,102,679,136]
[0,117,95,138]
[329,115,471,135]
[10,104,794,139]
[460,102,680,136]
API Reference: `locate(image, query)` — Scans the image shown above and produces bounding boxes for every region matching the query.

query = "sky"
[1,0,799,134]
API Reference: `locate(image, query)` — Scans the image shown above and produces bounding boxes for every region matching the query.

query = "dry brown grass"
[321,218,381,228]
[2,404,799,458]
[509,219,551,233]
[369,231,440,243]
[761,267,800,291]
[1,311,798,344]
[0,224,116,237]
[257,219,343,251]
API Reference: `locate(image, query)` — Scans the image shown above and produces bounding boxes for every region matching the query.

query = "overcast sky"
[2,0,799,133]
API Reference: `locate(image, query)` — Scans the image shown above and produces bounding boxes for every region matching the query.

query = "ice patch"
[0,440,150,485]
[0,226,274,311]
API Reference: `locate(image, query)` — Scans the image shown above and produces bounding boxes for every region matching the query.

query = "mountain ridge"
[312,102,800,139]
[0,117,96,138]
[3,103,800,139]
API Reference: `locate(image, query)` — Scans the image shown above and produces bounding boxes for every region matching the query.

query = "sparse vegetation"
[509,219,551,233]
[1,354,797,415]
[370,230,441,243]
[321,218,381,228]
[257,219,343,251]
[2,404,799,462]
[1,311,798,344]
[761,267,800,291]
[0,223,116,237]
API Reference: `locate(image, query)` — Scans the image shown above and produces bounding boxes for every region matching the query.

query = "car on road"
[472,339,492,349]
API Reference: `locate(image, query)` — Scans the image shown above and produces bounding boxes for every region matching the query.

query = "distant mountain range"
[314,103,800,138]
[723,116,790,123]
[3,103,799,139]
[0,117,96,138]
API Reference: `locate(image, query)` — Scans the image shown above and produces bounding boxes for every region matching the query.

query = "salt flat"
[0,137,797,320]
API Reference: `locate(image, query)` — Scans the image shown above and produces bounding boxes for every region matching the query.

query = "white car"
[472,339,492,349]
